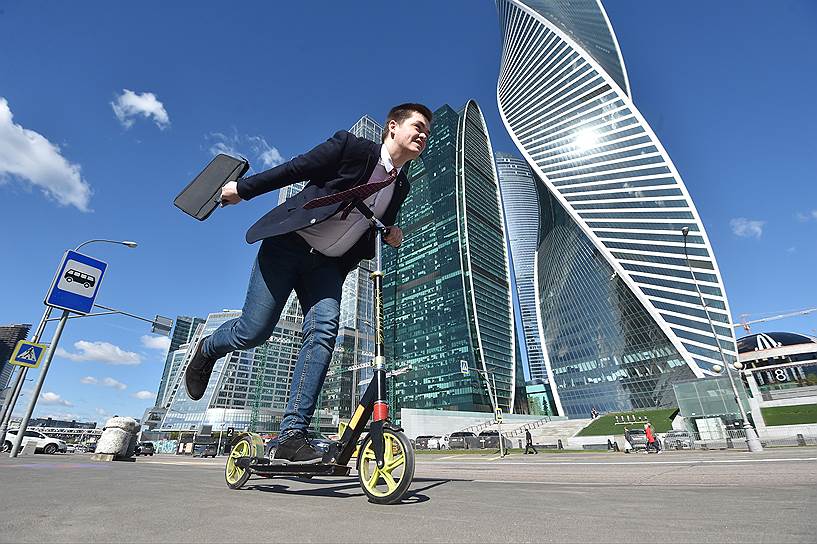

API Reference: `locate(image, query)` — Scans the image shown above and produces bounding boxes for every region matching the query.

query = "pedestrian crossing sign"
[9,340,48,368]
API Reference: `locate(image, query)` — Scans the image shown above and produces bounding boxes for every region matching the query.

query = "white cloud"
[56,340,142,365]
[0,97,92,211]
[730,218,765,239]
[80,376,98,385]
[207,130,284,169]
[796,210,817,222]
[111,89,170,130]
[95,408,108,416]
[102,377,127,390]
[41,392,72,406]
[131,390,156,400]
[141,334,171,352]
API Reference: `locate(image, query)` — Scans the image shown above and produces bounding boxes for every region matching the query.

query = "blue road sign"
[44,250,107,314]
[10,340,48,368]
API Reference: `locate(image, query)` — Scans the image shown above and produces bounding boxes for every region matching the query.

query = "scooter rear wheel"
[357,429,414,504]
[225,436,252,489]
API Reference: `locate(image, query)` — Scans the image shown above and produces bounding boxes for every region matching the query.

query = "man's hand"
[220,181,242,206]
[383,226,404,248]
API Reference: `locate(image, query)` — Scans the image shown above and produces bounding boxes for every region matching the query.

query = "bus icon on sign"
[64,269,96,289]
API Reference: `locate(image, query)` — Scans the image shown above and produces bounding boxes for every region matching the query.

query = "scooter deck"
[237,456,351,477]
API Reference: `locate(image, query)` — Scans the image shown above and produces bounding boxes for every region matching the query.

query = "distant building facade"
[0,323,32,403]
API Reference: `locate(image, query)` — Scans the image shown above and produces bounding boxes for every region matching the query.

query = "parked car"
[663,430,694,450]
[193,443,218,458]
[427,435,449,450]
[448,431,478,449]
[135,441,156,456]
[413,435,437,449]
[66,444,76,454]
[3,430,67,454]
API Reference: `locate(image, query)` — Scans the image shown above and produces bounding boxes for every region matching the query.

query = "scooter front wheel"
[225,436,253,489]
[357,429,415,504]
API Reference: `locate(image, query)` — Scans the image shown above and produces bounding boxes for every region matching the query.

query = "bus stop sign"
[45,250,108,315]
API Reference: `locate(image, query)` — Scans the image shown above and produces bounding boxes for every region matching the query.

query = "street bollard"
[92,416,140,461]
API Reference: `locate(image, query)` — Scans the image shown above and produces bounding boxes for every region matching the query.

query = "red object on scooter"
[373,401,389,422]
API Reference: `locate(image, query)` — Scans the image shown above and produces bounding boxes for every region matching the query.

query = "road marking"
[427,457,817,466]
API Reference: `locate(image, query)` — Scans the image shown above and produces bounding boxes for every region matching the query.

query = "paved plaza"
[1,448,815,543]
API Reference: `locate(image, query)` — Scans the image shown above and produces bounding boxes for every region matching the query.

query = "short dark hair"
[381,103,433,142]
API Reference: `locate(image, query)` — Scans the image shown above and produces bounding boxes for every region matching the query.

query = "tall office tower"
[0,324,32,402]
[160,309,306,432]
[155,316,206,407]
[496,0,737,417]
[496,153,549,384]
[273,114,384,420]
[384,101,516,419]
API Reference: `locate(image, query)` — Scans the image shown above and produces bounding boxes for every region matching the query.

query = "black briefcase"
[174,154,250,221]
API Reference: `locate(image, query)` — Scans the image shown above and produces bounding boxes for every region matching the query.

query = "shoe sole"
[184,336,208,401]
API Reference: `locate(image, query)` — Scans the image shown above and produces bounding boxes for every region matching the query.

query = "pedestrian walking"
[524,429,538,454]
[645,422,662,454]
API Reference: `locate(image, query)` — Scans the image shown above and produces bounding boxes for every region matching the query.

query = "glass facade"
[496,153,548,384]
[383,102,515,420]
[156,315,206,407]
[273,115,383,422]
[496,0,739,409]
[537,189,695,416]
[160,309,305,433]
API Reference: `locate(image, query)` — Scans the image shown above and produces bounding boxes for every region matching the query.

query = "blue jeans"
[203,233,343,440]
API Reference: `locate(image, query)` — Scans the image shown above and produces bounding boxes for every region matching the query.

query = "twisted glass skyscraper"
[496,0,738,417]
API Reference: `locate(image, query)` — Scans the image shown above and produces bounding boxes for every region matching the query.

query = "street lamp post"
[680,227,763,452]
[8,239,139,458]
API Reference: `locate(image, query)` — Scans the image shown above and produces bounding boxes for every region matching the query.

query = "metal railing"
[506,416,553,438]
[660,428,817,451]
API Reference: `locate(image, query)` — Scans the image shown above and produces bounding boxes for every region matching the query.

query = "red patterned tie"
[303,168,398,219]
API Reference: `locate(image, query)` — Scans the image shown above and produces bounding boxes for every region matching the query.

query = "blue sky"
[1,1,815,424]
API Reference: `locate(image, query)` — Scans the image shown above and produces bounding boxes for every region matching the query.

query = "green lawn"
[761,404,817,426]
[576,408,677,436]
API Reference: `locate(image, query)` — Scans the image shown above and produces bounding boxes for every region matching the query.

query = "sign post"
[45,250,107,314]
[10,250,108,457]
[8,340,48,369]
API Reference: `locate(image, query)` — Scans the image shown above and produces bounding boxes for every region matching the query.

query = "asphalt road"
[1,448,815,543]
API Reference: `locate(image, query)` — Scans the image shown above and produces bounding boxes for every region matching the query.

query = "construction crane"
[734,307,817,332]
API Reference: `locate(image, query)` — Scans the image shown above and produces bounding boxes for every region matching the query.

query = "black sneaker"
[184,336,218,401]
[273,434,323,465]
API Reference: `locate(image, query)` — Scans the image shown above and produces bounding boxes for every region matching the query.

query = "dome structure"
[737,332,817,354]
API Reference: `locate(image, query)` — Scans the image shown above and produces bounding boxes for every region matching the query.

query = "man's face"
[389,111,430,159]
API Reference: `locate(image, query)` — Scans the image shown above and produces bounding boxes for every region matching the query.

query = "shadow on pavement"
[240,475,462,503]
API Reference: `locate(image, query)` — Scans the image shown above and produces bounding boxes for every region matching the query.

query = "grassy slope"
[761,404,817,426]
[576,408,678,436]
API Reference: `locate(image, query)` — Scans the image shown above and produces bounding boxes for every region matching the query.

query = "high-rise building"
[271,115,384,421]
[496,153,548,384]
[0,323,32,403]
[496,0,738,417]
[384,101,516,419]
[155,316,206,407]
[160,307,310,433]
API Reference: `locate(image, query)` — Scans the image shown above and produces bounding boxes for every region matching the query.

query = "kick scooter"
[223,202,415,504]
